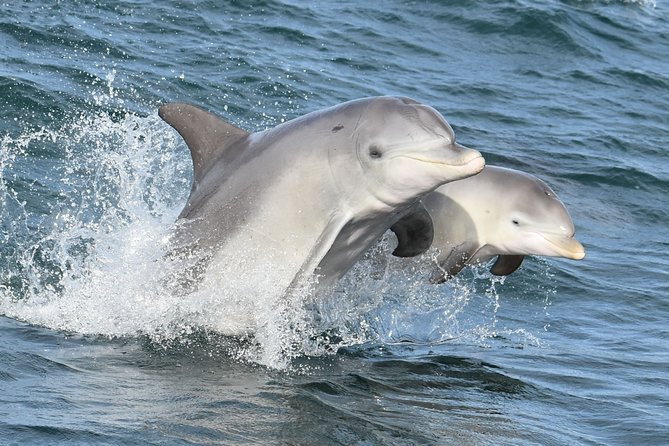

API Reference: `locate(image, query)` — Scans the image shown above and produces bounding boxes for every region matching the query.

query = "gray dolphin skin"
[391,166,585,283]
[159,96,485,296]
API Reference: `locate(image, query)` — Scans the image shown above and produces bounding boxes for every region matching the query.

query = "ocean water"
[1,0,668,444]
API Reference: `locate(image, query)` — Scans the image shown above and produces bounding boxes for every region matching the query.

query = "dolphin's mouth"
[388,138,481,161]
[397,140,484,172]
[403,153,484,168]
[538,233,585,260]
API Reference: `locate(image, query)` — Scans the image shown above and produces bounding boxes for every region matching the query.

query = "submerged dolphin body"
[159,97,484,298]
[391,166,585,283]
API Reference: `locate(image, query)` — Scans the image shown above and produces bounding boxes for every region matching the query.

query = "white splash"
[0,108,190,335]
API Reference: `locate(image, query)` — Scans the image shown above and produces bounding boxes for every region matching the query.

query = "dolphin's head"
[345,97,484,207]
[463,167,585,260]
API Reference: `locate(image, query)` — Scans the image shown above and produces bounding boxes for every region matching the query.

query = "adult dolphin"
[391,166,585,283]
[159,97,485,297]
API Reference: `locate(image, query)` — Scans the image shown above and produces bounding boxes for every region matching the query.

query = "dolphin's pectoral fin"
[430,243,478,284]
[159,103,250,185]
[293,212,352,291]
[389,204,434,257]
[490,255,525,276]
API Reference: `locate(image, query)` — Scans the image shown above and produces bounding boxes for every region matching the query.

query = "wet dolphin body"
[159,97,485,296]
[391,166,585,283]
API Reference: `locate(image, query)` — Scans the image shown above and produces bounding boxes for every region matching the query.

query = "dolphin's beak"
[456,146,486,171]
[540,233,586,260]
[403,143,485,171]
[444,143,485,176]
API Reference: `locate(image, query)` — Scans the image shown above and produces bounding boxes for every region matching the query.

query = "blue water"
[1,1,668,444]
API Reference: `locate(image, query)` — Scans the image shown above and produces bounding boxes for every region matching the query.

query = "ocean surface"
[1,0,668,444]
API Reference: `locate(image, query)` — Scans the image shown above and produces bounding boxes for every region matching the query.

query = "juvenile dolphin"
[159,97,485,297]
[391,166,584,283]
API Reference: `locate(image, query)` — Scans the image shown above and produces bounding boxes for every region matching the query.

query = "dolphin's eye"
[512,219,520,226]
[369,146,382,159]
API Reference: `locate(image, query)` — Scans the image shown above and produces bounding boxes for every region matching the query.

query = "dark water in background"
[1,0,668,444]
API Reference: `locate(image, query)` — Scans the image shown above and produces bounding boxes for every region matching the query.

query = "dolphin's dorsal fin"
[389,204,434,257]
[159,103,249,186]
[490,255,524,276]
[430,242,479,284]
